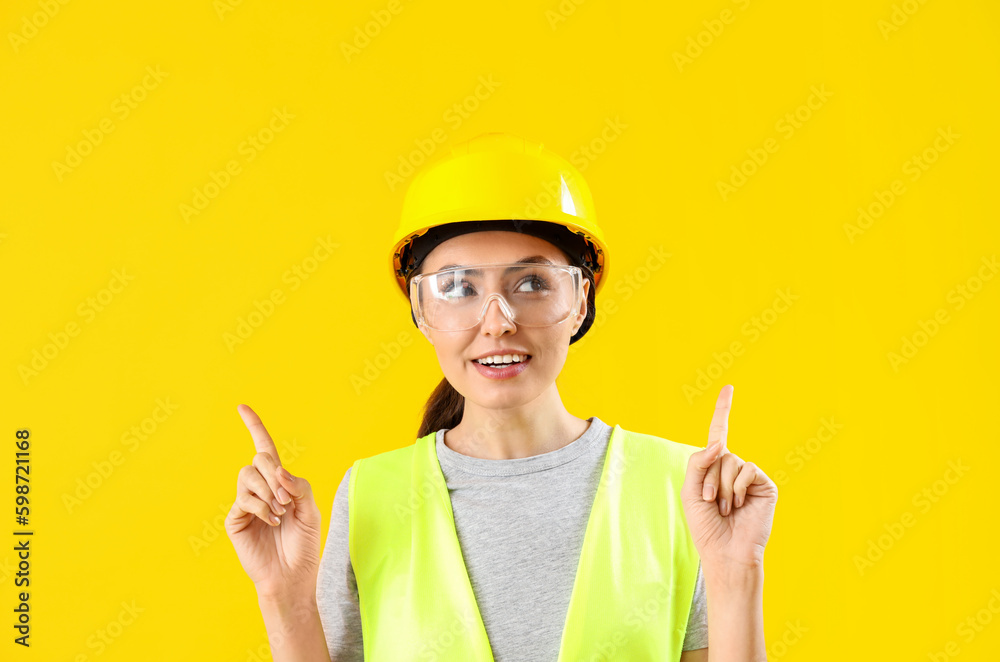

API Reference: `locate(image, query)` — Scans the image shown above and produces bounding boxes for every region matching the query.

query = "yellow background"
[2,0,998,659]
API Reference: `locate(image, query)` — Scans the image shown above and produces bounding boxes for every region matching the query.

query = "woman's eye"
[517,277,548,293]
[442,280,475,297]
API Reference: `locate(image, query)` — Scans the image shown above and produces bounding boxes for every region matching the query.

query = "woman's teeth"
[475,354,529,365]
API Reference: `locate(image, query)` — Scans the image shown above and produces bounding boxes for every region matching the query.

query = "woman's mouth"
[471,354,531,380]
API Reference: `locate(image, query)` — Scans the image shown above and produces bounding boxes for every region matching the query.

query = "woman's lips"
[471,356,531,380]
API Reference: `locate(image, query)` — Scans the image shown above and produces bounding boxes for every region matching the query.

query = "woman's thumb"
[685,441,724,485]
[277,465,307,499]
[276,465,320,526]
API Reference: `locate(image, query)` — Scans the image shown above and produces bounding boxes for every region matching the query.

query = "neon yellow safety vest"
[348,423,701,662]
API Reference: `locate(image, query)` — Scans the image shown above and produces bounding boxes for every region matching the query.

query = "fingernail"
[277,487,292,504]
[704,485,716,501]
[272,498,286,515]
[720,499,728,516]
[735,495,742,508]
[270,514,280,525]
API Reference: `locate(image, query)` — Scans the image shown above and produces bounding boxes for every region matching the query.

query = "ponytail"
[417,377,465,438]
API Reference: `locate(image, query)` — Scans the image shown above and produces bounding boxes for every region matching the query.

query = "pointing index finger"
[237,404,281,464]
[708,384,734,452]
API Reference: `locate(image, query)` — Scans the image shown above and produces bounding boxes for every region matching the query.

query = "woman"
[225,133,778,661]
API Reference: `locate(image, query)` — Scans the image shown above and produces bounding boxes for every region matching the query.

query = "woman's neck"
[443,392,592,460]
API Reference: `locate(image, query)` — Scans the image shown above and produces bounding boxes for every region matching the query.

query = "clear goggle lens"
[410,263,583,332]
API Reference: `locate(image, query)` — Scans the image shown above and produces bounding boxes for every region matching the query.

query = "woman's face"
[413,230,590,410]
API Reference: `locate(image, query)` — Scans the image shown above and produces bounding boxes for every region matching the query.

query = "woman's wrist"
[702,557,764,594]
[257,592,330,662]
[701,558,767,662]
[703,561,764,595]
[257,593,322,640]
[256,581,319,612]
[700,553,764,579]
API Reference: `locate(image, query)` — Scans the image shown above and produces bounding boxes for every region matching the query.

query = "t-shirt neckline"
[435,416,609,477]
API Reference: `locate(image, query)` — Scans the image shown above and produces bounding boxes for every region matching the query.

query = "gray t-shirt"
[316,416,708,660]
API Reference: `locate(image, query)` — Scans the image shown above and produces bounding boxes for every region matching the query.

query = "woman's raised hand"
[681,385,779,569]
[225,404,323,600]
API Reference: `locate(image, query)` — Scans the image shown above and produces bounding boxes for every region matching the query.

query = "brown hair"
[407,227,597,438]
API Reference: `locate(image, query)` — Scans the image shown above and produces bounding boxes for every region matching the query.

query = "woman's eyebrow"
[435,255,555,275]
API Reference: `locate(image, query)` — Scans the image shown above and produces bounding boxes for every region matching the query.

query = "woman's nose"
[479,294,515,334]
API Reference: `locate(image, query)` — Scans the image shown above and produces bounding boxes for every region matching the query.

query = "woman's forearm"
[703,560,767,662]
[258,593,332,662]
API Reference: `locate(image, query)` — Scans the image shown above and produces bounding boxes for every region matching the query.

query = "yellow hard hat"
[390,132,610,304]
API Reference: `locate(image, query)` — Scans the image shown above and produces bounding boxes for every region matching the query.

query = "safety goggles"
[409,263,585,332]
